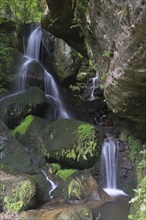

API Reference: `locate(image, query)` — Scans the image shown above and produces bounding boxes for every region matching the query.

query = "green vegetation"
[128,150,146,220]
[4,180,35,212]
[0,0,43,24]
[50,163,77,180]
[56,169,77,180]
[51,163,61,173]
[102,50,111,58]
[60,124,98,162]
[120,129,141,163]
[12,115,34,136]
[0,32,15,94]
[68,178,84,200]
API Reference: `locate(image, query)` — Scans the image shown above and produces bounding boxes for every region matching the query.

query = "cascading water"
[101,137,126,196]
[41,170,57,199]
[18,26,70,119]
[101,137,118,189]
[86,72,99,101]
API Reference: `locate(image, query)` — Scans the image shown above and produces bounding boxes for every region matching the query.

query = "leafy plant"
[56,169,77,180]
[4,180,35,212]
[60,124,98,162]
[0,0,42,24]
[119,129,141,163]
[128,150,146,220]
[11,115,34,136]
[102,50,111,58]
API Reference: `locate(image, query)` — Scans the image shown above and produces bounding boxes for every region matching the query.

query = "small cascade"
[41,170,57,199]
[101,137,126,196]
[102,137,118,189]
[86,72,99,101]
[17,26,70,120]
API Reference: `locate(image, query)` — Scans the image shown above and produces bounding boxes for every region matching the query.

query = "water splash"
[41,170,57,199]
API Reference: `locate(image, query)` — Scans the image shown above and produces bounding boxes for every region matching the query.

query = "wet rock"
[0,171,36,212]
[0,87,45,128]
[26,61,44,89]
[53,171,110,203]
[0,120,34,174]
[19,204,93,220]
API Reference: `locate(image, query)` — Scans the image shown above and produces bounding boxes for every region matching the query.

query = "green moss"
[56,169,77,180]
[4,180,35,212]
[68,178,84,200]
[12,115,34,136]
[128,149,146,220]
[51,163,61,173]
[120,129,141,163]
[60,124,98,162]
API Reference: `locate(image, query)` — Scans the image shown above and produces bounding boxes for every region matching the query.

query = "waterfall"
[86,72,99,101]
[17,26,70,120]
[101,137,118,189]
[101,137,127,196]
[41,170,57,199]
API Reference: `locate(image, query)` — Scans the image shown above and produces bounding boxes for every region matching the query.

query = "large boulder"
[0,87,45,128]
[52,171,110,203]
[0,120,34,174]
[12,117,103,169]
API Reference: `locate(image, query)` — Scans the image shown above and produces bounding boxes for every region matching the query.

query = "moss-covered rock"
[0,87,45,128]
[0,120,35,174]
[52,171,110,203]
[13,116,102,169]
[0,171,36,212]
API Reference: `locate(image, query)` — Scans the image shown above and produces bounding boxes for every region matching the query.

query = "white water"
[41,170,57,199]
[101,137,127,196]
[86,72,99,101]
[18,26,70,119]
[102,137,118,189]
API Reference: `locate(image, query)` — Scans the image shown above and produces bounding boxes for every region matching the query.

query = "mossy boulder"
[43,119,102,168]
[11,115,47,168]
[0,120,34,174]
[0,171,36,212]
[0,87,45,128]
[52,171,110,203]
[13,117,102,169]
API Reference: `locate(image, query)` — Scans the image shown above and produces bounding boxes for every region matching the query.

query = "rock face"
[42,0,146,124]
[42,0,87,57]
